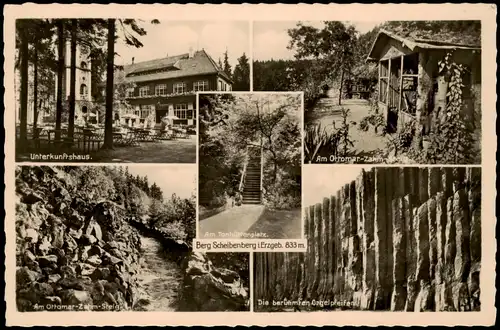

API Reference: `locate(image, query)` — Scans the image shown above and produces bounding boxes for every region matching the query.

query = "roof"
[119,49,233,84]
[366,28,481,61]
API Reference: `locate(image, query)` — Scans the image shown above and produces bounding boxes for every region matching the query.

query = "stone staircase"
[241,152,262,205]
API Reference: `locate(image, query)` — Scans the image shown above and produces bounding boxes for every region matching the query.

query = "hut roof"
[366,28,481,62]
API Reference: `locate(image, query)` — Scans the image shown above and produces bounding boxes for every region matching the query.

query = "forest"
[254,21,482,164]
[15,19,250,151]
[54,166,197,242]
[199,93,301,210]
[254,20,480,110]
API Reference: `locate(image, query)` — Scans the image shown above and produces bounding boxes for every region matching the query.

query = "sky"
[126,164,196,199]
[114,20,250,70]
[253,20,385,61]
[302,166,372,207]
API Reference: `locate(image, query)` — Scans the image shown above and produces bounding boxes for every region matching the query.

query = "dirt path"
[198,205,265,238]
[136,234,183,311]
[306,89,388,161]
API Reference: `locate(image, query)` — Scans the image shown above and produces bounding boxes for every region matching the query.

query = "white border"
[4,3,497,327]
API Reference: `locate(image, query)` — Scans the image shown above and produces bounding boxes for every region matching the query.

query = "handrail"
[238,148,249,192]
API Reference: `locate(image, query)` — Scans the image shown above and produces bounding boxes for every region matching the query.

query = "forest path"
[135,234,183,311]
[198,204,265,238]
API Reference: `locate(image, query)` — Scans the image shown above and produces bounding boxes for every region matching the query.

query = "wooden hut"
[366,29,481,142]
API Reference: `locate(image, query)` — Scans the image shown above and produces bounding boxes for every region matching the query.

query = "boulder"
[76,263,97,277]
[16,267,42,287]
[37,255,58,269]
[60,265,76,278]
[21,191,44,204]
[86,255,102,267]
[80,234,97,246]
[90,267,111,281]
[48,274,62,284]
[41,296,62,305]
[60,289,93,306]
[25,228,39,244]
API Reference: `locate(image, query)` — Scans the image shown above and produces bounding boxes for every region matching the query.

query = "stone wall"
[254,167,481,311]
[15,166,145,311]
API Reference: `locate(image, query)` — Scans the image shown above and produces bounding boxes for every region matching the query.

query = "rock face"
[180,252,249,311]
[254,167,481,312]
[15,166,143,312]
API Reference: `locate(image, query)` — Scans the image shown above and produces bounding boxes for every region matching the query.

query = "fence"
[254,167,481,311]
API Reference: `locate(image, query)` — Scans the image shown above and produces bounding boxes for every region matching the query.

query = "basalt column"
[253,167,481,312]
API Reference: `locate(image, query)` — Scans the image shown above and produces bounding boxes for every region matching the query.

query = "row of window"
[131,104,197,120]
[131,80,211,97]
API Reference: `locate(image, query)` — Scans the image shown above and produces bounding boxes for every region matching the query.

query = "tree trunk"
[413,52,431,151]
[102,18,115,149]
[68,19,77,140]
[56,20,65,141]
[19,27,29,149]
[338,69,345,106]
[33,42,39,135]
[434,75,448,125]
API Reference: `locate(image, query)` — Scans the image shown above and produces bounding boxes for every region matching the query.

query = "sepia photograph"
[4,2,496,328]
[198,93,302,239]
[14,19,250,163]
[254,166,481,312]
[15,165,249,312]
[254,20,482,164]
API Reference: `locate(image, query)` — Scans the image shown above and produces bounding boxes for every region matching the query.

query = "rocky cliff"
[255,167,481,312]
[16,166,148,311]
[180,252,250,311]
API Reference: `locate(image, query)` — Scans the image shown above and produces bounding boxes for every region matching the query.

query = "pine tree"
[223,50,232,78]
[232,53,250,91]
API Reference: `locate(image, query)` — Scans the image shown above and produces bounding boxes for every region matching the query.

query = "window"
[173,82,186,94]
[80,61,88,70]
[139,86,150,97]
[155,84,167,96]
[218,81,223,91]
[80,84,88,98]
[194,80,209,92]
[126,88,134,98]
[140,105,153,119]
[174,104,188,119]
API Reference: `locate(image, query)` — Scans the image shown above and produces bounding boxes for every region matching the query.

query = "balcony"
[127,90,197,100]
[126,89,217,100]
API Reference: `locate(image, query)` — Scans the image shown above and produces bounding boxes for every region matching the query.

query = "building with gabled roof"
[366,28,481,155]
[116,48,233,127]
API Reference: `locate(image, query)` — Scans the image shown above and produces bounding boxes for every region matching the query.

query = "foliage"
[359,90,387,134]
[386,121,416,157]
[415,50,475,164]
[199,94,301,209]
[198,94,242,207]
[253,59,324,110]
[222,50,232,79]
[232,53,250,91]
[338,107,355,155]
[67,166,116,202]
[288,21,358,106]
[304,107,354,163]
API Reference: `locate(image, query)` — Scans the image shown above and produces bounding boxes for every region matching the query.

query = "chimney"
[189,47,194,58]
[132,57,135,65]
